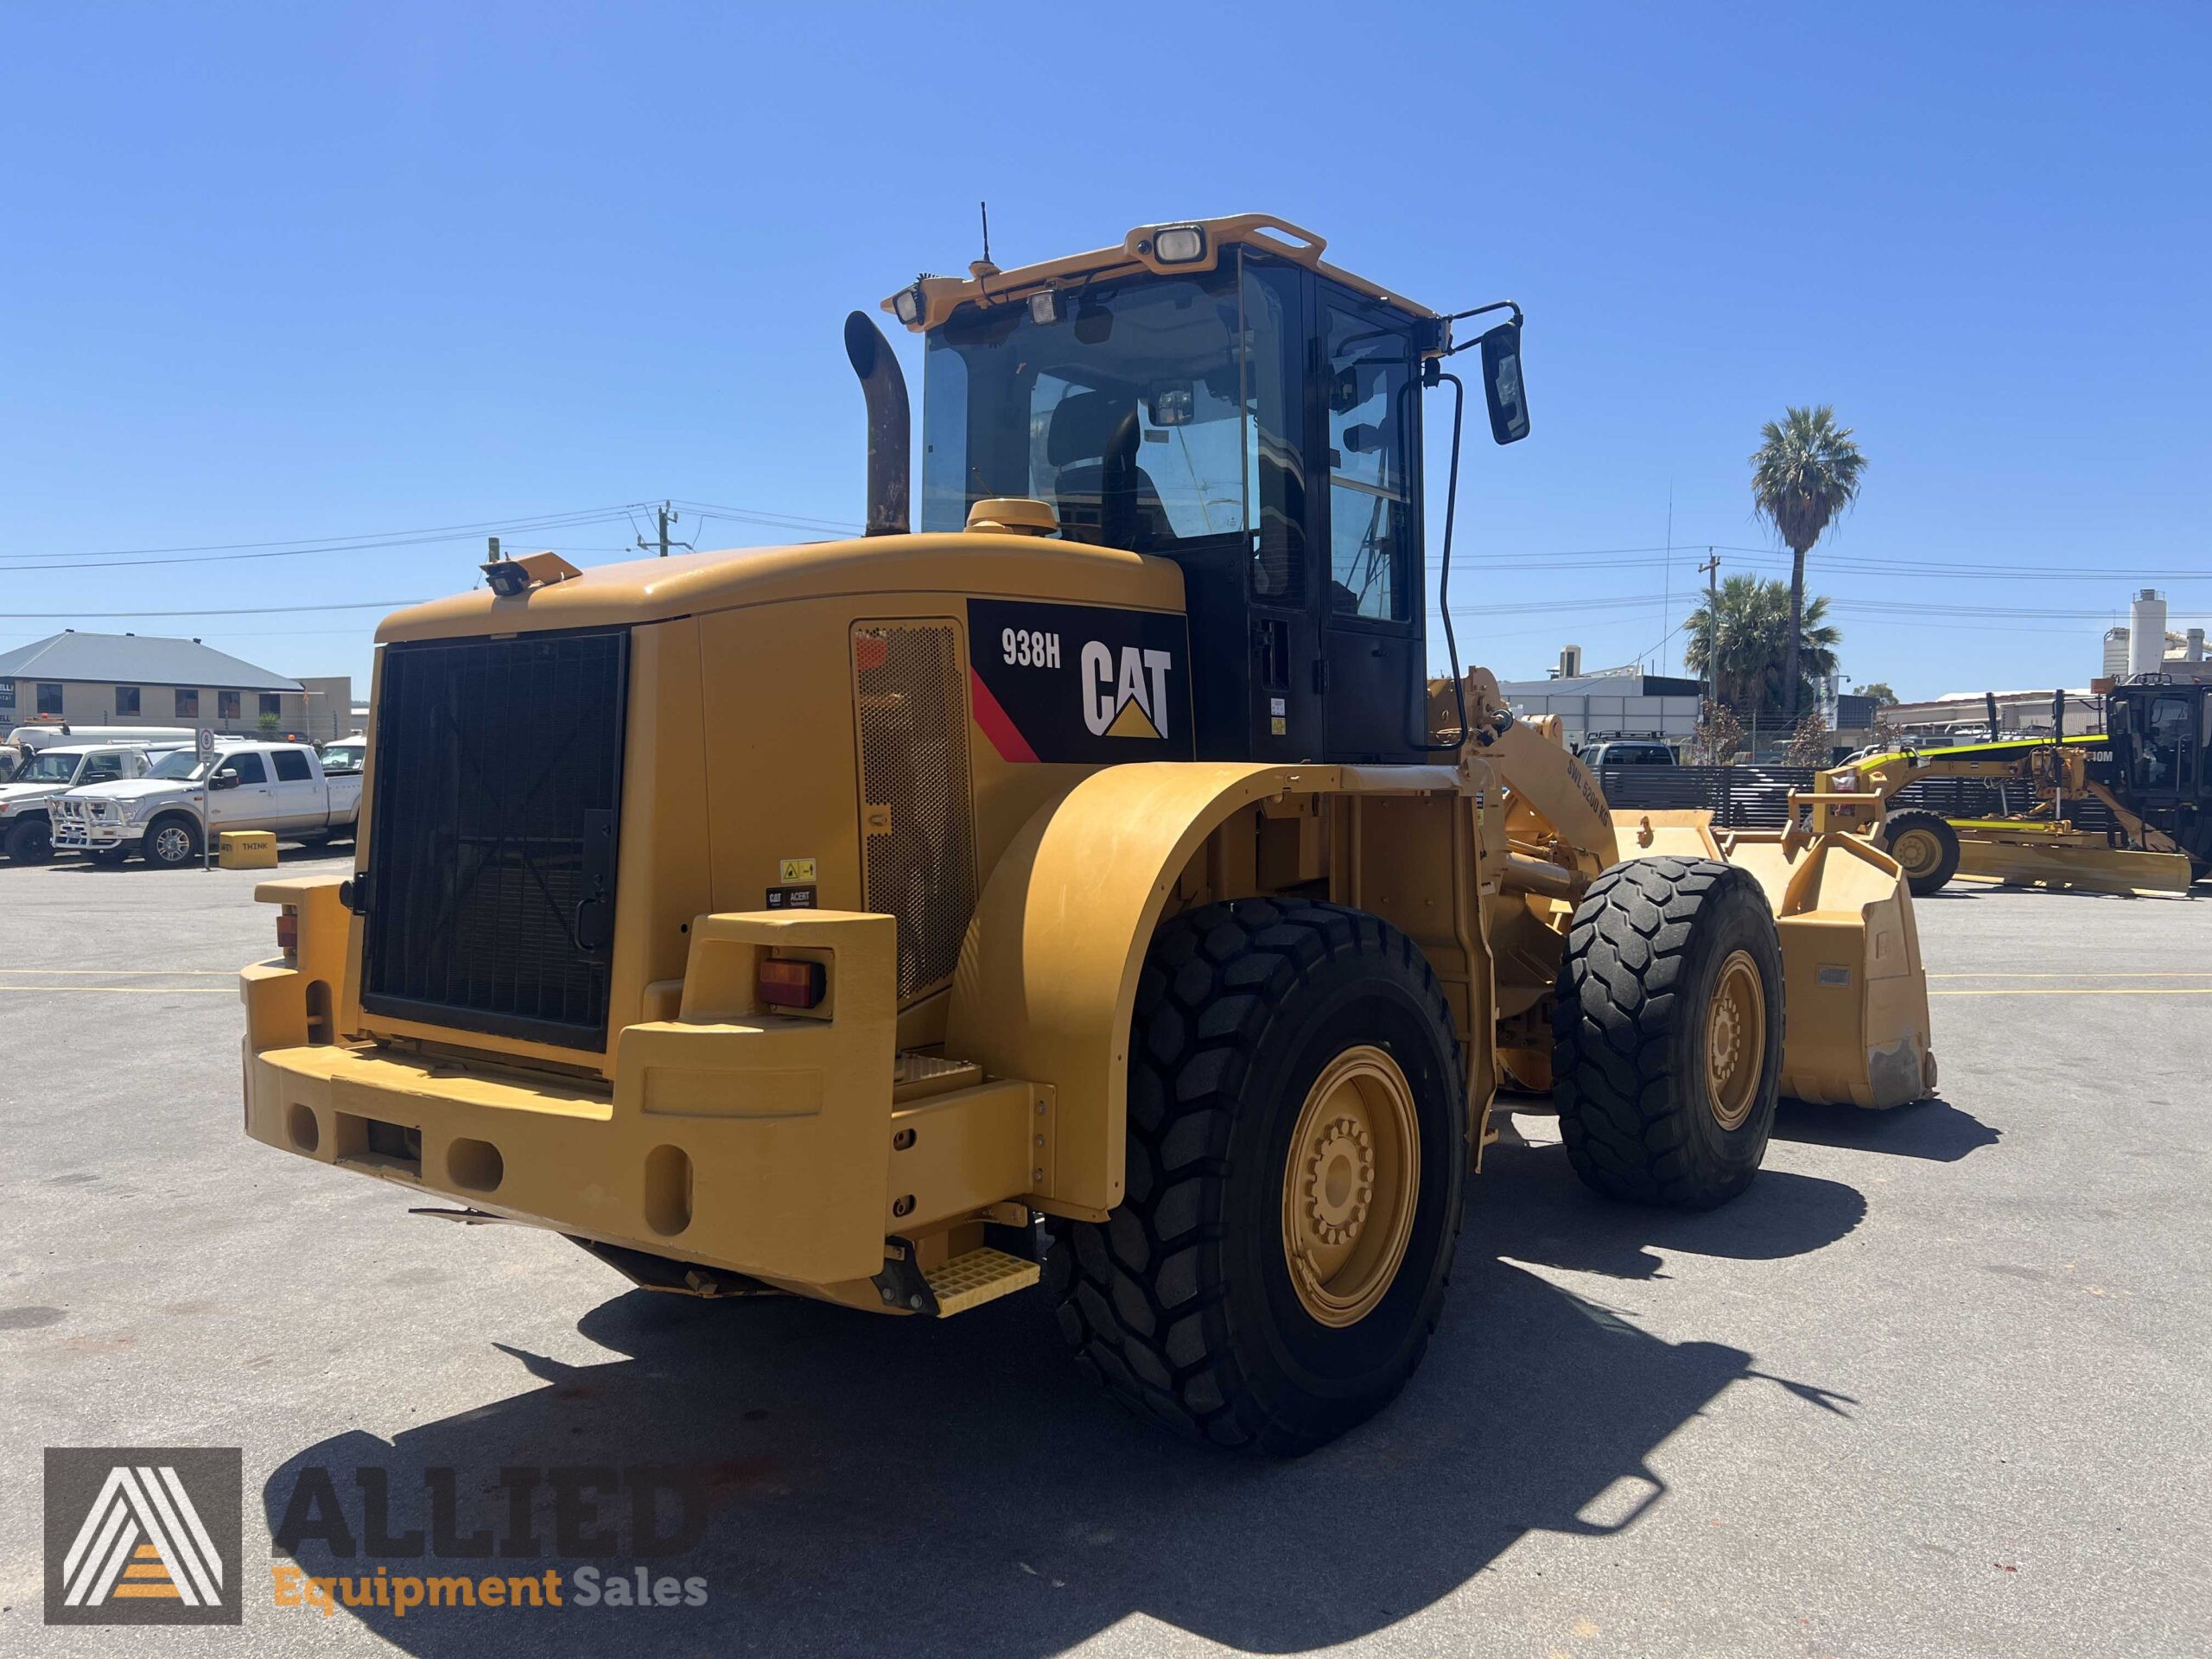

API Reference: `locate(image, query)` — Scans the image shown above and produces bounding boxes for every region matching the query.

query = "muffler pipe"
[843,311,911,536]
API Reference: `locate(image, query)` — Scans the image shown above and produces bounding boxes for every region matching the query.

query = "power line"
[0,503,654,560]
[0,601,423,620]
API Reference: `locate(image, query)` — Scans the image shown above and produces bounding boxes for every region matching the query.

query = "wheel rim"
[1705,950,1767,1131]
[1281,1045,1421,1329]
[153,826,189,862]
[1892,827,1942,878]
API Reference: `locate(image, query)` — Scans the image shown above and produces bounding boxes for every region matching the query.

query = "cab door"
[209,750,272,827]
[266,747,321,829]
[2132,692,2198,799]
[1317,292,1422,761]
[1242,257,1323,761]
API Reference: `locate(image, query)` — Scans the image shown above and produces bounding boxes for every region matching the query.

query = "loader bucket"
[1609,810,1939,1111]
[1718,830,1939,1109]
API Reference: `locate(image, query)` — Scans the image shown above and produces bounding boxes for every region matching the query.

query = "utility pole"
[1700,548,1721,747]
[638,501,692,559]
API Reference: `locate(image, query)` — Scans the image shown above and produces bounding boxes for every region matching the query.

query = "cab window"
[1324,306,1414,623]
[219,753,268,785]
[272,749,312,782]
[79,753,127,784]
[2135,694,2196,790]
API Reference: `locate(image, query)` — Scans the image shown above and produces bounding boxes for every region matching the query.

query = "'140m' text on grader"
[240,216,1937,1452]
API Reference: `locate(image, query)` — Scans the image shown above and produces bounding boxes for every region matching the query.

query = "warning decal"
[967,598,1192,766]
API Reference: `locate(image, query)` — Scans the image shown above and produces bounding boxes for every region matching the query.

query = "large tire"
[3,814,53,863]
[143,814,202,869]
[1057,899,1468,1455]
[1878,809,1961,896]
[1552,857,1785,1210]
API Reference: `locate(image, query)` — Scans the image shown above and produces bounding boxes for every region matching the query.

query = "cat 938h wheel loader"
[239,215,1937,1452]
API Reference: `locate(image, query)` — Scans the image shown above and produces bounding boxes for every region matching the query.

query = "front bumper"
[242,887,1043,1295]
[51,817,132,849]
[49,798,137,849]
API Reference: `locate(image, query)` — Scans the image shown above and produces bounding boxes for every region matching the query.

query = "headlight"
[124,798,157,823]
[1150,225,1206,264]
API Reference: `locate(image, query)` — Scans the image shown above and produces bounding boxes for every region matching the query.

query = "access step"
[925,1247,1039,1316]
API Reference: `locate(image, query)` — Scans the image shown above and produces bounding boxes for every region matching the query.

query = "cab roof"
[880,213,1443,339]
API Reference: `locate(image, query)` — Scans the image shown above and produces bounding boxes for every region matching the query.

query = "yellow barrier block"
[219,830,280,870]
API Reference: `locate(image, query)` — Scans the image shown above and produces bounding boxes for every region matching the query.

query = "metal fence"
[1596,766,2118,833]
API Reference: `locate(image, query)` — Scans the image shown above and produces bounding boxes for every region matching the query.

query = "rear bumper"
[240,897,1037,1294]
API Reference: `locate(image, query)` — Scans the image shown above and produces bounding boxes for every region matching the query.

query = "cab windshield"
[922,255,1302,577]
[148,751,207,781]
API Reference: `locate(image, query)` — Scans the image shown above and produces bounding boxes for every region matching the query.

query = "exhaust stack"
[843,312,911,537]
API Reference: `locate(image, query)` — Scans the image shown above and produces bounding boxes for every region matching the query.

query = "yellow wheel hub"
[1705,950,1767,1131]
[1281,1046,1420,1328]
[1893,828,1942,877]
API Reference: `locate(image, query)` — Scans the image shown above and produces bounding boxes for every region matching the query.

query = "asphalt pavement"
[2,854,2207,1657]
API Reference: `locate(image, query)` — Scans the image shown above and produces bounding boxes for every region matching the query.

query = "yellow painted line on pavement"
[0,985,234,995]
[1929,988,2212,997]
[0,968,238,976]
[1929,971,2212,978]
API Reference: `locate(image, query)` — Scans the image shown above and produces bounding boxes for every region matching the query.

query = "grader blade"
[1951,824,2194,895]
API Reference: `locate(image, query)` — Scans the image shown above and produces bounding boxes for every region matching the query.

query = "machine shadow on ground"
[1774,1095,1999,1164]
[262,1143,1866,1659]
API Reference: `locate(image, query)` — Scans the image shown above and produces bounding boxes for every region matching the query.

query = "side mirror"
[209,771,241,791]
[1478,321,1530,444]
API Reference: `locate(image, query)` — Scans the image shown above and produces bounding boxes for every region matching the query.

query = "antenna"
[980,200,991,266]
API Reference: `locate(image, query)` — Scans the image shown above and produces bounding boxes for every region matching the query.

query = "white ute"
[0,744,162,862]
[51,741,362,868]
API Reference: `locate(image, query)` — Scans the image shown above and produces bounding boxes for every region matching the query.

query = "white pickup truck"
[51,741,363,868]
[0,743,168,862]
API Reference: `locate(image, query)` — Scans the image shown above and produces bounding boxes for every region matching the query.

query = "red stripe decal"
[969,666,1039,763]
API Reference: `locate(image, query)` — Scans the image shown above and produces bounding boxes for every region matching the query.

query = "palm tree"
[1750,405,1866,721]
[1684,573,1841,723]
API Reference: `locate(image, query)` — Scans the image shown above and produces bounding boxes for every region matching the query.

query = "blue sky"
[3,2,2207,701]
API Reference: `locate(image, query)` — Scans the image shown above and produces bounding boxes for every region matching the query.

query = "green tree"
[1859,681,1899,706]
[1684,573,1840,723]
[1751,405,1866,722]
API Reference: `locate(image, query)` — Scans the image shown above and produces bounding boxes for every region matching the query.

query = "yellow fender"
[948,760,1338,1219]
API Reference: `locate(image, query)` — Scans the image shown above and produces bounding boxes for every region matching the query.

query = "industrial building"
[1497,657,1703,753]
[0,631,352,741]
[2098,589,2211,687]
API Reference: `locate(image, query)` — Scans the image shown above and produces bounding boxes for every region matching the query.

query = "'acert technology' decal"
[967,599,1193,765]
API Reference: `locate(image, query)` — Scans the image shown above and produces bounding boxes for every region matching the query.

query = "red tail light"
[757,957,824,1009]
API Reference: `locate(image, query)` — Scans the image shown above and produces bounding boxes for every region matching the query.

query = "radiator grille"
[361,630,628,1049]
[854,621,978,1002]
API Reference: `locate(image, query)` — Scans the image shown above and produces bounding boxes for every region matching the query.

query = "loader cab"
[914,232,1445,764]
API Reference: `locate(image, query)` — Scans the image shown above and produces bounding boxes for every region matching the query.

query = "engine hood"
[63,779,188,804]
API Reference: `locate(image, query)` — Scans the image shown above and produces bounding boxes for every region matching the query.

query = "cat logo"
[1082,641,1174,741]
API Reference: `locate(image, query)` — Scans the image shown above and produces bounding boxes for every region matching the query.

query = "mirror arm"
[1437,299,1523,355]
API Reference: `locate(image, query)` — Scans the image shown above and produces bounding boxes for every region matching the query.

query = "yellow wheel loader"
[239,215,1937,1452]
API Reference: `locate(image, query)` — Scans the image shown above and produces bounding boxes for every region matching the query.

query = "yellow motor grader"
[240,215,1936,1452]
[1815,729,2196,897]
